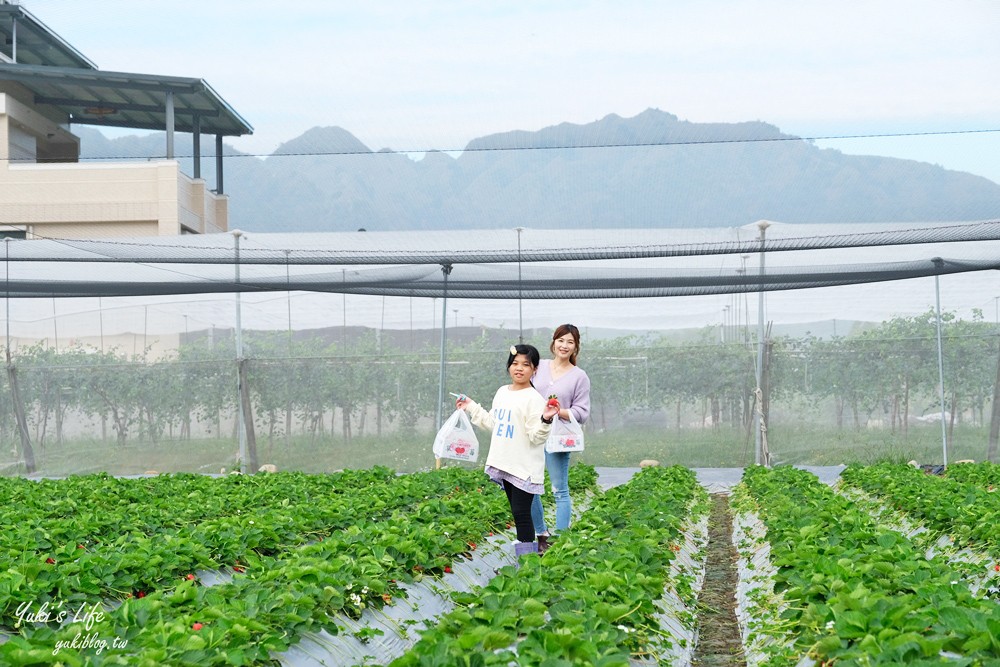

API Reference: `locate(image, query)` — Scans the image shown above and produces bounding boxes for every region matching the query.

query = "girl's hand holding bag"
[433,409,480,462]
[545,412,585,453]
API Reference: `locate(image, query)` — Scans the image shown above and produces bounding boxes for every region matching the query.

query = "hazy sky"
[22,0,1000,183]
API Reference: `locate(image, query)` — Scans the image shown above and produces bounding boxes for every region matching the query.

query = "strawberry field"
[3,462,1000,666]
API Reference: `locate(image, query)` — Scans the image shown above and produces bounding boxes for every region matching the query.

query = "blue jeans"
[530,450,572,534]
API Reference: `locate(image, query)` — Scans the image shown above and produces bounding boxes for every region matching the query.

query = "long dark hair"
[550,323,581,366]
[507,343,540,370]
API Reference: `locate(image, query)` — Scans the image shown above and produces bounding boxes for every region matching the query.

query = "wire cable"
[11,127,999,162]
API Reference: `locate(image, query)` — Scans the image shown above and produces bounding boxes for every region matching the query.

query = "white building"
[0,1,252,239]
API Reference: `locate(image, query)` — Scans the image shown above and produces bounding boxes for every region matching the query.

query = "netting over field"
[3,220,1000,476]
[4,220,1000,297]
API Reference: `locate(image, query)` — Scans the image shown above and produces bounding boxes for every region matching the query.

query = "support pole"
[234,230,247,473]
[933,258,948,468]
[215,135,224,194]
[515,227,524,343]
[192,115,202,180]
[434,264,453,470]
[5,238,35,473]
[165,91,175,159]
[754,220,770,466]
[435,264,453,430]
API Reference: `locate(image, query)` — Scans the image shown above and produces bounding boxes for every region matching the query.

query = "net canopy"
[4,218,1000,478]
[4,219,1000,299]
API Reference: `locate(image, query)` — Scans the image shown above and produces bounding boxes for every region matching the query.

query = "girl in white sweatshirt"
[455,344,559,560]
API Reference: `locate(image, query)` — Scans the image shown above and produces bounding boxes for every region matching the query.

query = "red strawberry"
[444,566,453,573]
[185,573,196,581]
[547,394,559,408]
[45,557,55,564]
[233,564,246,573]
[137,591,146,598]
[192,622,203,631]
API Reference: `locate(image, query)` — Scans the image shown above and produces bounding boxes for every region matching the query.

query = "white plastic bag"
[545,412,585,453]
[433,409,480,462]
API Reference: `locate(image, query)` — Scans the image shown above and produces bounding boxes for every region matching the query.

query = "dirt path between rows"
[691,493,746,667]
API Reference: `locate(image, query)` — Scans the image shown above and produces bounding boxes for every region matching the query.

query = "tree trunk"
[238,358,259,473]
[112,407,128,446]
[38,403,49,448]
[146,405,159,444]
[56,394,64,444]
[903,377,910,437]
[342,405,352,440]
[285,400,292,444]
[744,389,752,428]
[357,406,367,437]
[948,391,958,451]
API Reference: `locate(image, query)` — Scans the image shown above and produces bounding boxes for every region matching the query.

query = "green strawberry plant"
[390,465,708,666]
[738,465,1000,664]
[0,468,501,663]
[0,465,600,665]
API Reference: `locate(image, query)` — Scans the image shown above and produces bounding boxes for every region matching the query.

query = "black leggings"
[502,480,536,543]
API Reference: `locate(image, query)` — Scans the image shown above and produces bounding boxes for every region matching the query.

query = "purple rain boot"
[514,540,539,568]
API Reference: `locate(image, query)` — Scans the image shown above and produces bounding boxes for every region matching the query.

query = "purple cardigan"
[533,359,591,425]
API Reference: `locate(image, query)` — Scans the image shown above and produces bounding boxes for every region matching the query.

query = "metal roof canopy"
[0,2,252,191]
[0,3,96,69]
[0,61,253,190]
[0,62,252,137]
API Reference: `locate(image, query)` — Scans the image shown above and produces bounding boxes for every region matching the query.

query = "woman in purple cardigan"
[529,323,591,553]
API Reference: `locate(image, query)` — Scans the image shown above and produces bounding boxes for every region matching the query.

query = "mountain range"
[77,109,1000,233]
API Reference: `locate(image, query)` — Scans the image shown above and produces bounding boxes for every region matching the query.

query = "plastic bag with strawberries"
[433,409,480,462]
[545,411,585,453]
